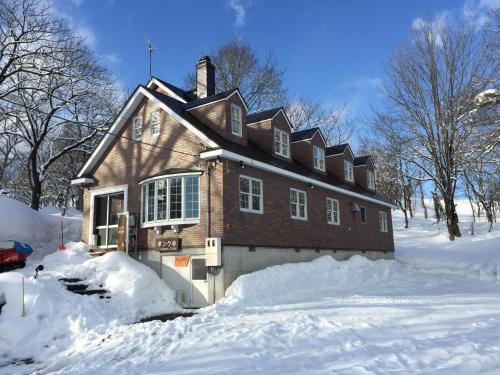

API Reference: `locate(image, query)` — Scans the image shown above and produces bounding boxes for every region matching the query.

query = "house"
[71,56,395,308]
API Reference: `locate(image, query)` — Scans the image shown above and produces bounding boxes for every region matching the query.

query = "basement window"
[140,173,200,227]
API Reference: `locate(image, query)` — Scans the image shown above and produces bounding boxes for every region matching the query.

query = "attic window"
[231,104,242,137]
[274,128,289,158]
[367,170,376,190]
[150,111,160,136]
[344,160,354,182]
[313,146,325,171]
[133,117,143,141]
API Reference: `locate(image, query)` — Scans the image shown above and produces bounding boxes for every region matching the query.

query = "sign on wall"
[175,255,190,267]
[155,237,180,252]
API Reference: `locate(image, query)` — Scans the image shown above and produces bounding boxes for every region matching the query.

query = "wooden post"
[22,276,25,317]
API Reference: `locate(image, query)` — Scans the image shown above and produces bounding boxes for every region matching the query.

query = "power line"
[0,96,203,160]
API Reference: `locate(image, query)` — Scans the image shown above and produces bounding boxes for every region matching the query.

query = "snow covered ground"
[1,198,499,374]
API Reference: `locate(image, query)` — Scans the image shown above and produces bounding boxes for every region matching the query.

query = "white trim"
[147,77,187,103]
[139,171,203,185]
[326,197,340,225]
[230,103,243,137]
[290,188,308,220]
[239,174,264,214]
[313,145,326,172]
[77,86,218,178]
[70,177,95,185]
[185,90,249,111]
[88,185,128,245]
[200,149,395,208]
[367,170,376,190]
[344,159,354,183]
[274,127,290,158]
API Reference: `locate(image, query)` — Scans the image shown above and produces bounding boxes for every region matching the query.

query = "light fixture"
[240,161,245,169]
[351,203,360,213]
[309,183,314,189]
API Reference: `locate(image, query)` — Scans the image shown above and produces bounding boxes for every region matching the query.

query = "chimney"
[196,56,215,99]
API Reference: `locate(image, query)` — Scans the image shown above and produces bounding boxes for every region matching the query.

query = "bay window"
[140,174,200,226]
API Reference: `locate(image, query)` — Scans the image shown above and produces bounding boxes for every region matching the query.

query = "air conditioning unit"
[205,237,221,266]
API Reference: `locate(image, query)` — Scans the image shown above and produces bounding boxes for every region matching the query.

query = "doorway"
[93,192,124,248]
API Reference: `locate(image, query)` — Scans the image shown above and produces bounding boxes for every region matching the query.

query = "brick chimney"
[196,56,215,98]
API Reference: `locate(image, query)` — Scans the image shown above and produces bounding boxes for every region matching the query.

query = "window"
[326,198,340,225]
[94,193,124,248]
[360,206,367,224]
[344,160,354,182]
[239,175,263,213]
[140,174,200,226]
[274,128,290,158]
[379,211,388,232]
[313,146,325,171]
[150,111,160,136]
[191,258,207,280]
[290,188,307,220]
[367,170,376,190]
[231,104,242,137]
[133,117,143,141]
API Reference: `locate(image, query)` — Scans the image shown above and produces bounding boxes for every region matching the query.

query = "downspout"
[205,160,212,238]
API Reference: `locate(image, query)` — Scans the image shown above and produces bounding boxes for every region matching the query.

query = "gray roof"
[247,107,282,124]
[291,128,320,142]
[354,156,372,166]
[326,144,349,156]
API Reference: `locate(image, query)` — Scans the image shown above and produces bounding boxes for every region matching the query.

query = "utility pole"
[148,41,156,78]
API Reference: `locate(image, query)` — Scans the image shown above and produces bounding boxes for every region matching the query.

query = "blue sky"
[54,0,497,127]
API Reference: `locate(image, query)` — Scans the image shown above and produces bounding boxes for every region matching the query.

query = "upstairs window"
[290,188,307,220]
[326,198,340,225]
[360,206,367,224]
[344,160,354,182]
[367,170,376,190]
[133,117,143,141]
[313,146,325,171]
[379,211,388,232]
[231,104,243,137]
[239,175,263,213]
[140,174,200,226]
[274,128,290,158]
[150,111,160,136]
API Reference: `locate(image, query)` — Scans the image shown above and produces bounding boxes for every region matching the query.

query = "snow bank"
[0,242,179,362]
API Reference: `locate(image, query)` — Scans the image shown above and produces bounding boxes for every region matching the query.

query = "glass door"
[94,192,124,248]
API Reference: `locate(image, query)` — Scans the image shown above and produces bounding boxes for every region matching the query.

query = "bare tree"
[185,39,287,112]
[286,98,355,145]
[383,19,496,240]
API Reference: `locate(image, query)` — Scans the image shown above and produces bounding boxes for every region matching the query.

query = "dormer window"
[274,128,289,158]
[133,116,143,141]
[150,111,160,136]
[344,160,354,182]
[231,104,242,137]
[313,146,325,171]
[367,170,376,189]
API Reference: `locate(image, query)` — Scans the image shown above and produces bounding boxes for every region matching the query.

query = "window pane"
[169,177,182,219]
[240,192,249,209]
[290,190,297,204]
[142,185,147,223]
[185,176,199,219]
[107,227,118,246]
[96,228,107,247]
[95,196,108,226]
[252,195,260,211]
[251,180,261,195]
[240,177,249,193]
[147,183,155,221]
[157,179,168,220]
[298,192,305,205]
[108,193,124,225]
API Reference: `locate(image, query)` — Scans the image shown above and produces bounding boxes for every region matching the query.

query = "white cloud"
[101,53,122,65]
[228,0,251,27]
[462,0,499,27]
[70,0,85,6]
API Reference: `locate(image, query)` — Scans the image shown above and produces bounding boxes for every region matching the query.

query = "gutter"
[200,149,396,209]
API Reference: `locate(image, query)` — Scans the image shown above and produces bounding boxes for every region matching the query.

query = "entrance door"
[94,192,124,248]
[160,256,208,308]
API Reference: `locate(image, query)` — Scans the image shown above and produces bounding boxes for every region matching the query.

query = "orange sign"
[175,255,190,267]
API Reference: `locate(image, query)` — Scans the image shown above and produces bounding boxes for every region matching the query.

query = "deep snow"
[0,197,499,374]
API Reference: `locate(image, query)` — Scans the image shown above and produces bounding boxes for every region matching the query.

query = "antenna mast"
[148,41,156,78]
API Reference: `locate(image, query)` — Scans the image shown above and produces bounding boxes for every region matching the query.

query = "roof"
[150,77,195,102]
[291,128,320,142]
[354,156,372,167]
[247,107,282,124]
[183,89,249,111]
[326,144,349,156]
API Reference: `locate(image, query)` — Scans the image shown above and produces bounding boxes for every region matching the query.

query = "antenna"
[147,41,156,78]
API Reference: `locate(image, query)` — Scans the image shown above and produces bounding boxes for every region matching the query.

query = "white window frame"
[290,188,307,220]
[326,198,340,225]
[360,206,367,224]
[313,146,325,171]
[231,104,243,137]
[132,116,143,141]
[139,173,201,228]
[274,128,290,158]
[150,110,160,136]
[367,170,376,190]
[379,211,388,232]
[239,175,263,214]
[344,160,354,182]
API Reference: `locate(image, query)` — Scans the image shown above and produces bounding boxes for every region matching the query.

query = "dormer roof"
[354,155,373,167]
[184,88,248,111]
[291,128,320,142]
[326,144,348,156]
[247,107,293,130]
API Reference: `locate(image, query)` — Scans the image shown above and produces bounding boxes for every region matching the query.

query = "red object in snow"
[0,241,30,271]
[58,220,66,251]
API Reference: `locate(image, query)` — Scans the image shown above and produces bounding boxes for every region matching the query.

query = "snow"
[1,199,499,374]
